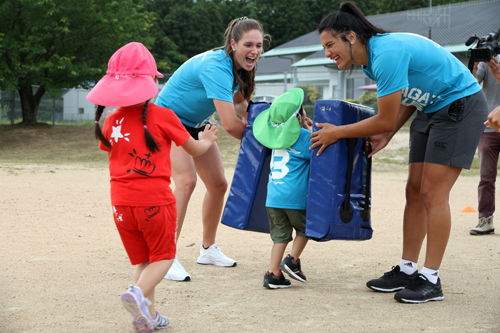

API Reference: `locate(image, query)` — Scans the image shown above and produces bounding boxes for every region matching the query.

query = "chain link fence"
[0,88,96,125]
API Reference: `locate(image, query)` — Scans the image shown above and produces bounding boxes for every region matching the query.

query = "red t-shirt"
[99,104,190,206]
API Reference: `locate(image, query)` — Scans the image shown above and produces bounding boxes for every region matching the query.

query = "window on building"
[78,108,84,114]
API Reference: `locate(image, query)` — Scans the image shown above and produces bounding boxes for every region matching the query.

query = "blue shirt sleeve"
[372,50,410,98]
[199,59,234,103]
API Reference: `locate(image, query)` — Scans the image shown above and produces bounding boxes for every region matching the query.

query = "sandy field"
[1,133,499,332]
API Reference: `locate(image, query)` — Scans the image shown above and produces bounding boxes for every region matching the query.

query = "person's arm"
[486,57,500,84]
[472,62,480,82]
[181,124,218,156]
[213,99,246,140]
[233,90,249,120]
[485,105,500,132]
[367,103,416,157]
[310,90,403,156]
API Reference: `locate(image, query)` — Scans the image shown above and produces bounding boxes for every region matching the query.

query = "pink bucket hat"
[87,42,163,107]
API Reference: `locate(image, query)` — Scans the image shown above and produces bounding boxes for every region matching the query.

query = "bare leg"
[402,162,427,263]
[193,143,228,247]
[290,236,308,260]
[270,243,287,275]
[170,143,197,243]
[420,162,462,269]
[135,259,173,318]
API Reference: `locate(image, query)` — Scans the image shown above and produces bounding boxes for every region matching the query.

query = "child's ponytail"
[95,105,111,149]
[142,101,161,154]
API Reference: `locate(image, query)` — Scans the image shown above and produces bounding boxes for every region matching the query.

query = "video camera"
[465,29,500,71]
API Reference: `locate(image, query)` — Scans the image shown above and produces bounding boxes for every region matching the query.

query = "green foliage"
[0,0,152,123]
[298,84,320,106]
[343,99,360,104]
[359,91,378,113]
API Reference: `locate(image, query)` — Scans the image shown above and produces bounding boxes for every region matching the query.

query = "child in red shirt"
[87,42,218,331]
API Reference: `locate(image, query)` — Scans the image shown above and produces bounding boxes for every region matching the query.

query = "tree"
[359,90,378,113]
[0,0,152,125]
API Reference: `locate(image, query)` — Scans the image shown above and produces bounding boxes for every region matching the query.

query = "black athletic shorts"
[183,124,206,140]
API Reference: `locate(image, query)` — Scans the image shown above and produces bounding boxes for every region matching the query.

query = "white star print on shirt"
[110,117,130,143]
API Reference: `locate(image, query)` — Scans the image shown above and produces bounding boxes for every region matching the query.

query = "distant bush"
[343,99,359,104]
[297,84,320,105]
[360,91,378,113]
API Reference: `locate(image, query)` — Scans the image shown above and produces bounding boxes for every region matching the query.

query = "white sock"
[400,259,418,275]
[420,267,439,284]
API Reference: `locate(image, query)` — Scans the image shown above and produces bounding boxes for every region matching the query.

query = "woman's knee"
[405,180,422,202]
[206,177,228,195]
[174,174,197,195]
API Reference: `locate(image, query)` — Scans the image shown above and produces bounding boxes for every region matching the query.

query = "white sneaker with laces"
[164,257,191,281]
[197,241,237,267]
[470,215,495,235]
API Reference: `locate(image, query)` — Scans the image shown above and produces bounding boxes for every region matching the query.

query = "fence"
[0,88,96,125]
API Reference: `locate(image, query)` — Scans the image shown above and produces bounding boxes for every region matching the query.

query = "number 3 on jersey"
[270,150,290,180]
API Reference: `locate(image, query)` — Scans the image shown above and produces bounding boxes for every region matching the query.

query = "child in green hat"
[253,88,313,288]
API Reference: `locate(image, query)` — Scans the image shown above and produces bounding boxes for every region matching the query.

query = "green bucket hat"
[253,88,304,150]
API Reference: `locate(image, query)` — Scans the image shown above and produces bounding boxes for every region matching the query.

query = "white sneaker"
[164,257,191,281]
[197,241,237,267]
[470,215,495,235]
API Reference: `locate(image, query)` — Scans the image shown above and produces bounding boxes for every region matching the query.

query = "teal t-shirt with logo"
[362,33,481,113]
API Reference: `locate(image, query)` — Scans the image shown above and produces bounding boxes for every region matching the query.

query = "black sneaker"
[394,274,444,303]
[263,270,291,289]
[280,254,306,282]
[366,265,418,292]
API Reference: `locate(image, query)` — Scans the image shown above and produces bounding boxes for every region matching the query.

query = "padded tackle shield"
[221,100,272,233]
[305,100,374,241]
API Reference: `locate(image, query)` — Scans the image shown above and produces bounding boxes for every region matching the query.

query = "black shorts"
[183,124,206,140]
[409,91,488,169]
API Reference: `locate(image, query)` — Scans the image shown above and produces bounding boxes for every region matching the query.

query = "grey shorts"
[409,91,488,169]
[266,207,306,244]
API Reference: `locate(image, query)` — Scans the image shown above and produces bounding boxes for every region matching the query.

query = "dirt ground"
[1,133,499,332]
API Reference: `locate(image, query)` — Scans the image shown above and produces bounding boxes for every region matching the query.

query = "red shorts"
[112,204,177,265]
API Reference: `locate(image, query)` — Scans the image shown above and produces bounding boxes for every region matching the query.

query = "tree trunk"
[18,83,46,125]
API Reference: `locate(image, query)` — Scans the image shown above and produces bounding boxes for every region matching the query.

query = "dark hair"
[318,2,388,45]
[217,17,271,102]
[94,100,161,154]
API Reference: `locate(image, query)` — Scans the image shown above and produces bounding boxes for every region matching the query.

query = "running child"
[87,42,218,331]
[253,88,313,289]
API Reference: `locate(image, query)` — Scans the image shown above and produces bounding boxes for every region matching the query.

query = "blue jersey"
[156,49,238,128]
[266,128,312,210]
[362,33,481,113]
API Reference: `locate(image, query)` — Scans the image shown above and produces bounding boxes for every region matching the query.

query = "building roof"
[257,0,500,74]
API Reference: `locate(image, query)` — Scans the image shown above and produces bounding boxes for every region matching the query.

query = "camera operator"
[470,52,500,236]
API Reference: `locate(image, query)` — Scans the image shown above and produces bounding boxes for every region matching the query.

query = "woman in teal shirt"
[156,17,269,282]
[311,2,487,303]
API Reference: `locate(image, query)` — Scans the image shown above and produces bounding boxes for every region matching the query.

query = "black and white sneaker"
[263,270,291,289]
[394,274,444,303]
[280,254,306,282]
[366,265,418,292]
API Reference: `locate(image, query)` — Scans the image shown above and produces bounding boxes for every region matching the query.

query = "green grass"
[0,123,486,175]
[0,123,241,167]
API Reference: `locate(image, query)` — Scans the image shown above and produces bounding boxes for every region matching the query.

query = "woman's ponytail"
[94,105,111,149]
[319,1,388,45]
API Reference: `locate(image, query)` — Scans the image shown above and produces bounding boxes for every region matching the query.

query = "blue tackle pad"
[306,100,374,241]
[221,100,272,233]
[221,99,374,240]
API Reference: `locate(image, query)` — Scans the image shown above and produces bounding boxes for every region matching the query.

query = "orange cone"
[460,206,478,213]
